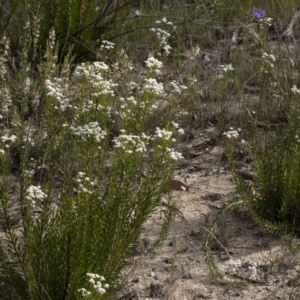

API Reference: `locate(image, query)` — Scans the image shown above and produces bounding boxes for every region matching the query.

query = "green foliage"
[201,1,300,283]
[3,0,300,297]
[225,50,300,235]
[204,199,248,286]
[0,15,186,298]
[0,0,136,66]
[239,120,300,232]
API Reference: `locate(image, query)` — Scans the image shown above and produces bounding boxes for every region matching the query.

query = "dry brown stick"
[282,9,300,39]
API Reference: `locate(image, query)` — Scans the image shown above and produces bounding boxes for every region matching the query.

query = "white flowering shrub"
[0,15,189,299]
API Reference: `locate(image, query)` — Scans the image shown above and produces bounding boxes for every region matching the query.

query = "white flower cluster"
[75,171,97,194]
[118,96,140,116]
[151,17,173,55]
[218,64,234,73]
[81,99,104,113]
[100,40,115,50]
[74,62,117,97]
[91,78,117,97]
[171,121,185,135]
[78,273,109,297]
[74,62,109,75]
[1,134,17,143]
[26,185,47,206]
[24,77,31,93]
[262,17,273,26]
[223,127,241,139]
[48,28,56,51]
[45,78,71,111]
[145,57,163,75]
[70,122,107,142]
[292,85,300,95]
[0,36,9,81]
[127,81,139,92]
[169,80,188,93]
[154,127,184,160]
[143,78,164,95]
[23,135,35,146]
[154,127,173,140]
[0,87,12,113]
[113,133,149,154]
[112,129,183,160]
[119,96,138,108]
[0,134,17,152]
[24,169,35,178]
[112,52,134,72]
[262,52,276,68]
[167,148,184,161]
[23,129,36,146]
[155,17,173,26]
[77,288,91,297]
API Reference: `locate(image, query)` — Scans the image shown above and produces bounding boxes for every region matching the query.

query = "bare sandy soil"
[118,134,300,300]
[114,23,300,299]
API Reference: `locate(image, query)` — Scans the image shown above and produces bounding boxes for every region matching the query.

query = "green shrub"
[0,17,187,299]
[204,10,300,284]
[232,94,300,233]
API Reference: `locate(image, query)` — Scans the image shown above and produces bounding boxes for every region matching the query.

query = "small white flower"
[85,273,108,295]
[218,64,234,73]
[169,80,187,93]
[292,85,300,95]
[167,148,183,160]
[261,52,276,68]
[171,121,179,128]
[223,128,239,139]
[1,134,17,143]
[113,134,147,153]
[26,185,47,206]
[150,24,172,56]
[143,78,164,95]
[100,40,115,50]
[78,288,91,297]
[263,17,273,26]
[178,128,185,135]
[145,57,163,74]
[154,127,173,140]
[70,122,107,142]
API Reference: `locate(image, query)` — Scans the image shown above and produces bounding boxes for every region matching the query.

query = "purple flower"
[254,9,266,20]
